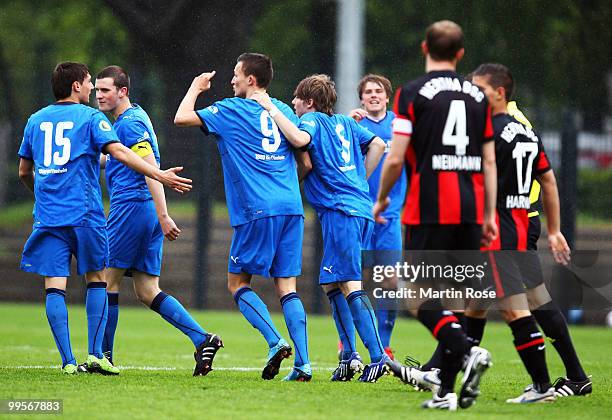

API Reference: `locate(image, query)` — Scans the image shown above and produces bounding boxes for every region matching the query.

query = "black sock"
[533,301,587,381]
[417,300,470,394]
[465,316,487,347]
[421,311,465,371]
[509,315,550,390]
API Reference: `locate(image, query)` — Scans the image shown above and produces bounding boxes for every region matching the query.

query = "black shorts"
[481,250,545,298]
[405,224,482,251]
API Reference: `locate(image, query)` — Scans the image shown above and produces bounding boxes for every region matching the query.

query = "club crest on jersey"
[207,105,219,114]
[99,120,112,131]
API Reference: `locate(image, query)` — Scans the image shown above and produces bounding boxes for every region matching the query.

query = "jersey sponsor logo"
[99,120,112,131]
[37,167,68,175]
[501,122,539,143]
[323,265,333,273]
[255,153,286,161]
[431,154,481,171]
[418,78,485,103]
[505,194,531,209]
[339,164,356,172]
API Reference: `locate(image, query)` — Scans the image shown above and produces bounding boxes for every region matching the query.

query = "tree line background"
[1,0,611,206]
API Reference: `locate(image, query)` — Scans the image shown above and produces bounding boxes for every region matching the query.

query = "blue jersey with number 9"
[18,102,119,228]
[196,97,304,227]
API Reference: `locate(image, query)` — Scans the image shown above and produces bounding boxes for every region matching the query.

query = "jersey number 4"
[40,121,73,166]
[442,100,469,156]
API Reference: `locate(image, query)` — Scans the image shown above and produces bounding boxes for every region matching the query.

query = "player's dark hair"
[294,74,337,116]
[51,62,90,100]
[357,74,392,100]
[237,53,273,88]
[425,20,464,61]
[472,63,514,101]
[97,65,130,94]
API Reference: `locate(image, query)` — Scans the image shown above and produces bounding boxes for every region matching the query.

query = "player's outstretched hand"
[191,71,216,93]
[158,167,192,194]
[373,198,390,224]
[481,217,498,248]
[160,214,181,241]
[250,91,273,111]
[548,231,571,265]
[348,108,368,122]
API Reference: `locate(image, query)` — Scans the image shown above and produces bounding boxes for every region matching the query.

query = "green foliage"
[578,169,612,219]
[1,303,611,418]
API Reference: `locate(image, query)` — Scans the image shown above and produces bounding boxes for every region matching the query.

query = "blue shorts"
[363,217,403,267]
[228,215,303,278]
[319,210,373,284]
[21,226,107,277]
[107,200,163,276]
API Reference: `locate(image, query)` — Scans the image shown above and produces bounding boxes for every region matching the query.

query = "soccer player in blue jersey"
[349,74,406,361]
[174,53,312,381]
[17,62,192,375]
[95,66,222,376]
[252,74,392,383]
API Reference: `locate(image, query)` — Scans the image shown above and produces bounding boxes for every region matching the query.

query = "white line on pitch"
[3,365,336,371]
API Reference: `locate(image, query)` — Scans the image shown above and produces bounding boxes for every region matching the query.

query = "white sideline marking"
[4,365,336,371]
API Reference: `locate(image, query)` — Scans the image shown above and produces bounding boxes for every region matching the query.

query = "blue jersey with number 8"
[18,102,119,228]
[196,97,303,227]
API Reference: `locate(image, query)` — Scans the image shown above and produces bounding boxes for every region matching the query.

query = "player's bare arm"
[174,71,217,127]
[537,169,570,265]
[373,132,409,223]
[364,137,385,179]
[18,158,34,192]
[293,149,312,182]
[142,152,181,241]
[481,140,498,246]
[251,91,311,148]
[104,142,192,194]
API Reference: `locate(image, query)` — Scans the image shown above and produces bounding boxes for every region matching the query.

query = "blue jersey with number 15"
[196,97,304,227]
[18,102,119,228]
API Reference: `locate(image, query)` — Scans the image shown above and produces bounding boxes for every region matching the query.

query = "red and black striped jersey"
[393,70,493,226]
[486,113,551,250]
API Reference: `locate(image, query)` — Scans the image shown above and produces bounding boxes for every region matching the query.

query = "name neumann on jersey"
[432,154,481,171]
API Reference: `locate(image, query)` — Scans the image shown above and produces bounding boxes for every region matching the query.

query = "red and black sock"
[418,300,470,395]
[509,315,551,391]
[421,311,465,371]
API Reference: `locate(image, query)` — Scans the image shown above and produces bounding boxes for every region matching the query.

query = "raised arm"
[104,142,192,193]
[142,153,181,241]
[537,169,570,265]
[251,92,311,148]
[18,158,34,192]
[364,137,385,179]
[174,71,216,127]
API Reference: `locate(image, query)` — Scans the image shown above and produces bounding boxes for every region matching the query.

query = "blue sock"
[376,307,397,348]
[234,287,281,348]
[102,292,119,361]
[86,282,108,358]
[347,290,385,363]
[280,292,309,366]
[150,292,208,347]
[45,288,76,367]
[326,288,357,357]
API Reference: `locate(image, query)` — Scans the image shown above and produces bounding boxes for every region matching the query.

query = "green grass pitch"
[0,302,610,419]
